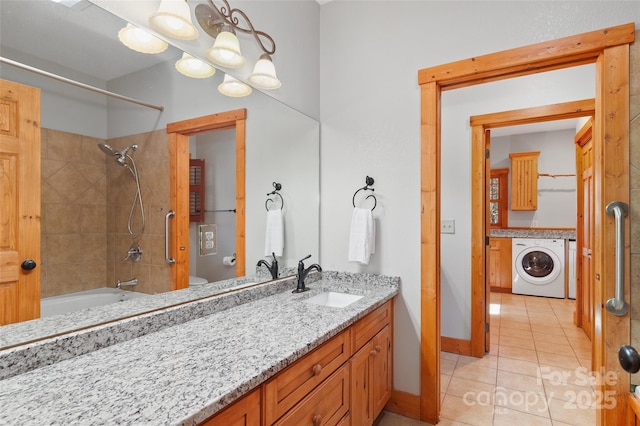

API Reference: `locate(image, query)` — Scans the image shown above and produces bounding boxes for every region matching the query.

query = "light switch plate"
[441,219,455,234]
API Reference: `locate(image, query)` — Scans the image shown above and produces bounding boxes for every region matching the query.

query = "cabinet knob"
[370,349,377,357]
[375,344,381,353]
[312,414,322,425]
[312,364,322,376]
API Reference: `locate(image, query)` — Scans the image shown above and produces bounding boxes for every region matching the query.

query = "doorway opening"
[167,109,247,290]
[418,24,633,424]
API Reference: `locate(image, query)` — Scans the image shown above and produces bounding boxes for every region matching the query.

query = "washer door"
[515,246,561,285]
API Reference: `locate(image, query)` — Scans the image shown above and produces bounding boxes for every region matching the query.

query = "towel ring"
[265,182,284,211]
[352,176,377,210]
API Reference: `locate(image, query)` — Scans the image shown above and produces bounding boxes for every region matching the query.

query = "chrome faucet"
[117,278,138,289]
[293,255,322,293]
[124,243,142,262]
[257,252,279,280]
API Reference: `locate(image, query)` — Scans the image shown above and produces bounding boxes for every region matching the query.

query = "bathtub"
[40,288,149,318]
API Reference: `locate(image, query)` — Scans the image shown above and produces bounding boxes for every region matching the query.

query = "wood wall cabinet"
[489,238,513,292]
[509,151,540,211]
[200,300,393,426]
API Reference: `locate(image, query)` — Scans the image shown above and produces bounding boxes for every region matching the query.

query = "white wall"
[492,129,577,229]
[1,47,109,139]
[189,130,237,283]
[319,1,639,395]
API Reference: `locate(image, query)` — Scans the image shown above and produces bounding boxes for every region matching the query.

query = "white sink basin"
[304,291,363,308]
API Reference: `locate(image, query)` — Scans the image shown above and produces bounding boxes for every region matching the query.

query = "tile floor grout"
[375,292,596,426]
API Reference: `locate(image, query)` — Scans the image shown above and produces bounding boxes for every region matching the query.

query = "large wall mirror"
[0,0,319,348]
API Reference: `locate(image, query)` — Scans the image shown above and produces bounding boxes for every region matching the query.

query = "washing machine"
[512,238,566,298]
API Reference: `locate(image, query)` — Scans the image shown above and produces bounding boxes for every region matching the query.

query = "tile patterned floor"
[375,292,596,426]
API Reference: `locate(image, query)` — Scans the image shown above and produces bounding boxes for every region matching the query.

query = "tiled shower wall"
[40,128,171,298]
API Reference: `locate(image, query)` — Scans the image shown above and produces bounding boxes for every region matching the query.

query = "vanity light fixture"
[195,0,281,89]
[175,53,216,78]
[218,74,252,97]
[149,0,199,41]
[118,24,169,54]
[248,54,281,89]
[205,26,246,69]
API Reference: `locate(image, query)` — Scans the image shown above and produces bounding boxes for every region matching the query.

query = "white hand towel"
[265,208,284,256]
[348,207,375,265]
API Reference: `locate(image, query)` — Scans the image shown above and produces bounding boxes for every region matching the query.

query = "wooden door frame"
[419,23,634,424]
[167,108,247,290]
[469,99,596,358]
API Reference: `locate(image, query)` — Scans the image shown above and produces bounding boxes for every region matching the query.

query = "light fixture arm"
[196,0,276,55]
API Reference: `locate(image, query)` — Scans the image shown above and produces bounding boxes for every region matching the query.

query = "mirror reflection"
[0,0,319,346]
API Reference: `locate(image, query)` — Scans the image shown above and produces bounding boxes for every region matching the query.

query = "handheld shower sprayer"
[97,143,145,240]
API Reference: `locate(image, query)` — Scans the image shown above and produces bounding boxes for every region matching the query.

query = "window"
[490,168,509,228]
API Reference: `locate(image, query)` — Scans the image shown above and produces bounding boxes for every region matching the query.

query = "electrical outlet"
[441,219,455,234]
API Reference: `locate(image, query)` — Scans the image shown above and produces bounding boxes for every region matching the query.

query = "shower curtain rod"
[0,57,164,112]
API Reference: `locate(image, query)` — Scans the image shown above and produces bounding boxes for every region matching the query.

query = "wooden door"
[0,79,41,325]
[578,133,594,340]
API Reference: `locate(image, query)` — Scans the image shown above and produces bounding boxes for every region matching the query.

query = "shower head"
[97,143,138,168]
[98,143,118,157]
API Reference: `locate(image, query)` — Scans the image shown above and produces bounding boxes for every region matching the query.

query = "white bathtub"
[40,288,149,317]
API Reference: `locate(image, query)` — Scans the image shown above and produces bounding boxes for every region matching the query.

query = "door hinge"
[485,322,490,333]
[485,149,490,159]
[485,236,490,246]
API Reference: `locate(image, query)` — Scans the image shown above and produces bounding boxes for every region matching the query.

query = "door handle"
[21,259,37,270]
[165,210,175,265]
[605,201,628,316]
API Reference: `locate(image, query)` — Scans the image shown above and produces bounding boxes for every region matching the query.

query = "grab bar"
[165,210,175,265]
[605,201,628,316]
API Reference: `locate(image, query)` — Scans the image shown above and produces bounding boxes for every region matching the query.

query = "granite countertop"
[490,228,576,240]
[0,272,398,426]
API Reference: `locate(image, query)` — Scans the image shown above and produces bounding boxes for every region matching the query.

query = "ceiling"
[0,0,178,81]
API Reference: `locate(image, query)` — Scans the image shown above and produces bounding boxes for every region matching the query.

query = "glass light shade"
[218,74,252,97]
[206,31,246,68]
[248,54,281,89]
[118,24,168,54]
[149,0,198,40]
[175,53,216,78]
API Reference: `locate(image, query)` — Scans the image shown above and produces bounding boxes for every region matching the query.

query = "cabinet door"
[509,151,540,211]
[489,238,512,290]
[274,366,350,426]
[200,388,260,426]
[351,325,392,426]
[350,342,372,426]
[371,325,392,418]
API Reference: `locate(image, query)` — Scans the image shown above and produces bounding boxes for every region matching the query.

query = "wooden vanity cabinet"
[350,302,393,426]
[351,325,392,426]
[201,388,261,426]
[263,330,352,425]
[199,299,393,426]
[273,366,350,426]
[489,238,513,292]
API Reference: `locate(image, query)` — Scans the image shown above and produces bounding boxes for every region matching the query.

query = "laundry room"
[488,121,585,301]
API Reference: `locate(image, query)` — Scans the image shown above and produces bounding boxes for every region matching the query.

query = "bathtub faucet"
[117,278,138,289]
